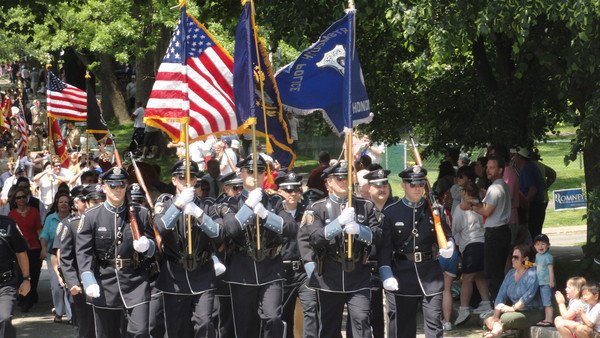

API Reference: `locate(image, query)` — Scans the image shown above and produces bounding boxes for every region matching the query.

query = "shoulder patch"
[76,215,86,233]
[219,204,230,217]
[154,202,165,215]
[300,210,314,228]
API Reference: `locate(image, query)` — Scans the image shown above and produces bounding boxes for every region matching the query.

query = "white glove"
[439,241,455,259]
[85,284,100,298]
[344,221,359,235]
[212,255,226,277]
[175,187,195,208]
[184,203,204,219]
[254,203,269,219]
[383,277,399,291]
[133,236,150,253]
[245,188,263,208]
[338,207,355,225]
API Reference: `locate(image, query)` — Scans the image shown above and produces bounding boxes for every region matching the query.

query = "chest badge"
[394,222,405,227]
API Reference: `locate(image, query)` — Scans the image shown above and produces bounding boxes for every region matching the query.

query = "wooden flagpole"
[345,0,356,259]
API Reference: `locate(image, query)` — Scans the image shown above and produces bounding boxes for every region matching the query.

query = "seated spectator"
[483,244,543,337]
[557,282,600,338]
[555,276,588,336]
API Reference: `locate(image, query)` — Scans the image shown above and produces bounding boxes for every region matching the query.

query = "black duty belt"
[98,258,137,270]
[283,260,302,271]
[393,251,435,263]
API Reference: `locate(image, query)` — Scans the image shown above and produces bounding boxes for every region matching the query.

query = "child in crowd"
[555,276,589,336]
[574,282,600,338]
[534,234,555,326]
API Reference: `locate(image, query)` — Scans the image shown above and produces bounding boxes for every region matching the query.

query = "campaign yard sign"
[553,188,587,211]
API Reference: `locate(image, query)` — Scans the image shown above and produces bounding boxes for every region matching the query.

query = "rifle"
[409,136,448,250]
[112,138,140,241]
[129,152,163,253]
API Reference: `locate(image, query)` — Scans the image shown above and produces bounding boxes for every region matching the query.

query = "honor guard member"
[276,172,318,338]
[303,160,381,337]
[154,160,223,337]
[378,166,454,338]
[0,215,31,338]
[222,155,296,338]
[76,167,157,338]
[212,171,243,338]
[58,184,105,338]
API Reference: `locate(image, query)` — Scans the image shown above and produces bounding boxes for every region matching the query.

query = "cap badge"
[413,165,421,174]
[114,167,122,175]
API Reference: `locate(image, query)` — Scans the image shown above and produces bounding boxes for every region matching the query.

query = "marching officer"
[221,155,296,338]
[58,184,105,338]
[0,215,31,338]
[378,166,454,338]
[302,160,381,337]
[212,171,243,338]
[275,172,318,338]
[76,167,157,338]
[154,160,222,337]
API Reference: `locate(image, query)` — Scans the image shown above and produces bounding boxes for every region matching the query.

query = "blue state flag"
[233,1,296,168]
[275,9,372,136]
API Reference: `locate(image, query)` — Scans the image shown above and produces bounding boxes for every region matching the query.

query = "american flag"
[16,111,28,156]
[144,7,236,142]
[47,71,87,121]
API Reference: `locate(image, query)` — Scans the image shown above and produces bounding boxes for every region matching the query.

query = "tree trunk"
[582,136,600,258]
[94,54,130,125]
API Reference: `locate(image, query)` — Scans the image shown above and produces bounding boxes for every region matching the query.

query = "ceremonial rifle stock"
[409,136,448,250]
[130,153,163,253]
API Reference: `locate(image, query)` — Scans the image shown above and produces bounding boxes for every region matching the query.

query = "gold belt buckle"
[414,252,422,263]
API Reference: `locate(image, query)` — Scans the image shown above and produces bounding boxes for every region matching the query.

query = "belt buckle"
[414,252,422,263]
[292,261,300,271]
[115,259,123,270]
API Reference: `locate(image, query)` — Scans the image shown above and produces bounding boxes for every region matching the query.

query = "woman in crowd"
[483,244,543,337]
[7,186,43,312]
[40,192,72,323]
[33,161,71,209]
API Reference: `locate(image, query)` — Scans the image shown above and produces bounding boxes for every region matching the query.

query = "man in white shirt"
[461,156,511,301]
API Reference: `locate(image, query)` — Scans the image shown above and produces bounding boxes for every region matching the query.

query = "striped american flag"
[144,8,236,142]
[16,111,28,156]
[47,71,87,121]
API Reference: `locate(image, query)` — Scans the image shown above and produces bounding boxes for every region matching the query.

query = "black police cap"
[275,171,302,188]
[321,160,349,179]
[218,172,243,185]
[70,185,85,199]
[83,183,106,200]
[100,166,129,182]
[364,169,391,186]
[236,154,267,170]
[303,188,325,204]
[171,160,200,176]
[129,183,145,199]
[399,165,428,182]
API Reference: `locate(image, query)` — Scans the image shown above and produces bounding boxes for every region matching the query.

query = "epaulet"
[309,198,327,208]
[383,199,400,211]
[67,215,81,222]
[85,204,102,213]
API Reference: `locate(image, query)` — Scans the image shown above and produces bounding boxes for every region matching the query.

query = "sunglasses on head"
[107,181,127,189]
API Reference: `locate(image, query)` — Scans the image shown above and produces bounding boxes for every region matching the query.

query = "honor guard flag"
[47,71,87,121]
[144,6,237,142]
[85,75,109,141]
[233,1,296,168]
[49,117,69,168]
[275,9,372,136]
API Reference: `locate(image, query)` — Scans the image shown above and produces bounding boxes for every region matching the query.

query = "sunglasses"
[107,181,127,189]
[232,185,244,191]
[511,255,521,260]
[333,176,348,181]
[15,195,27,200]
[408,182,426,188]
[53,164,61,168]
[282,188,301,193]
[244,168,265,175]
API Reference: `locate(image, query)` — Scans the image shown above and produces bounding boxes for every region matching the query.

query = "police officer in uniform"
[378,166,454,338]
[57,184,105,338]
[154,160,222,337]
[76,167,157,338]
[212,172,243,338]
[0,215,31,338]
[303,160,381,337]
[275,172,318,338]
[222,155,296,338]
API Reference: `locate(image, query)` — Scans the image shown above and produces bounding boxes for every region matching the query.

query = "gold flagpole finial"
[241,0,250,5]
[45,63,53,71]
[178,0,186,8]
[85,70,91,79]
